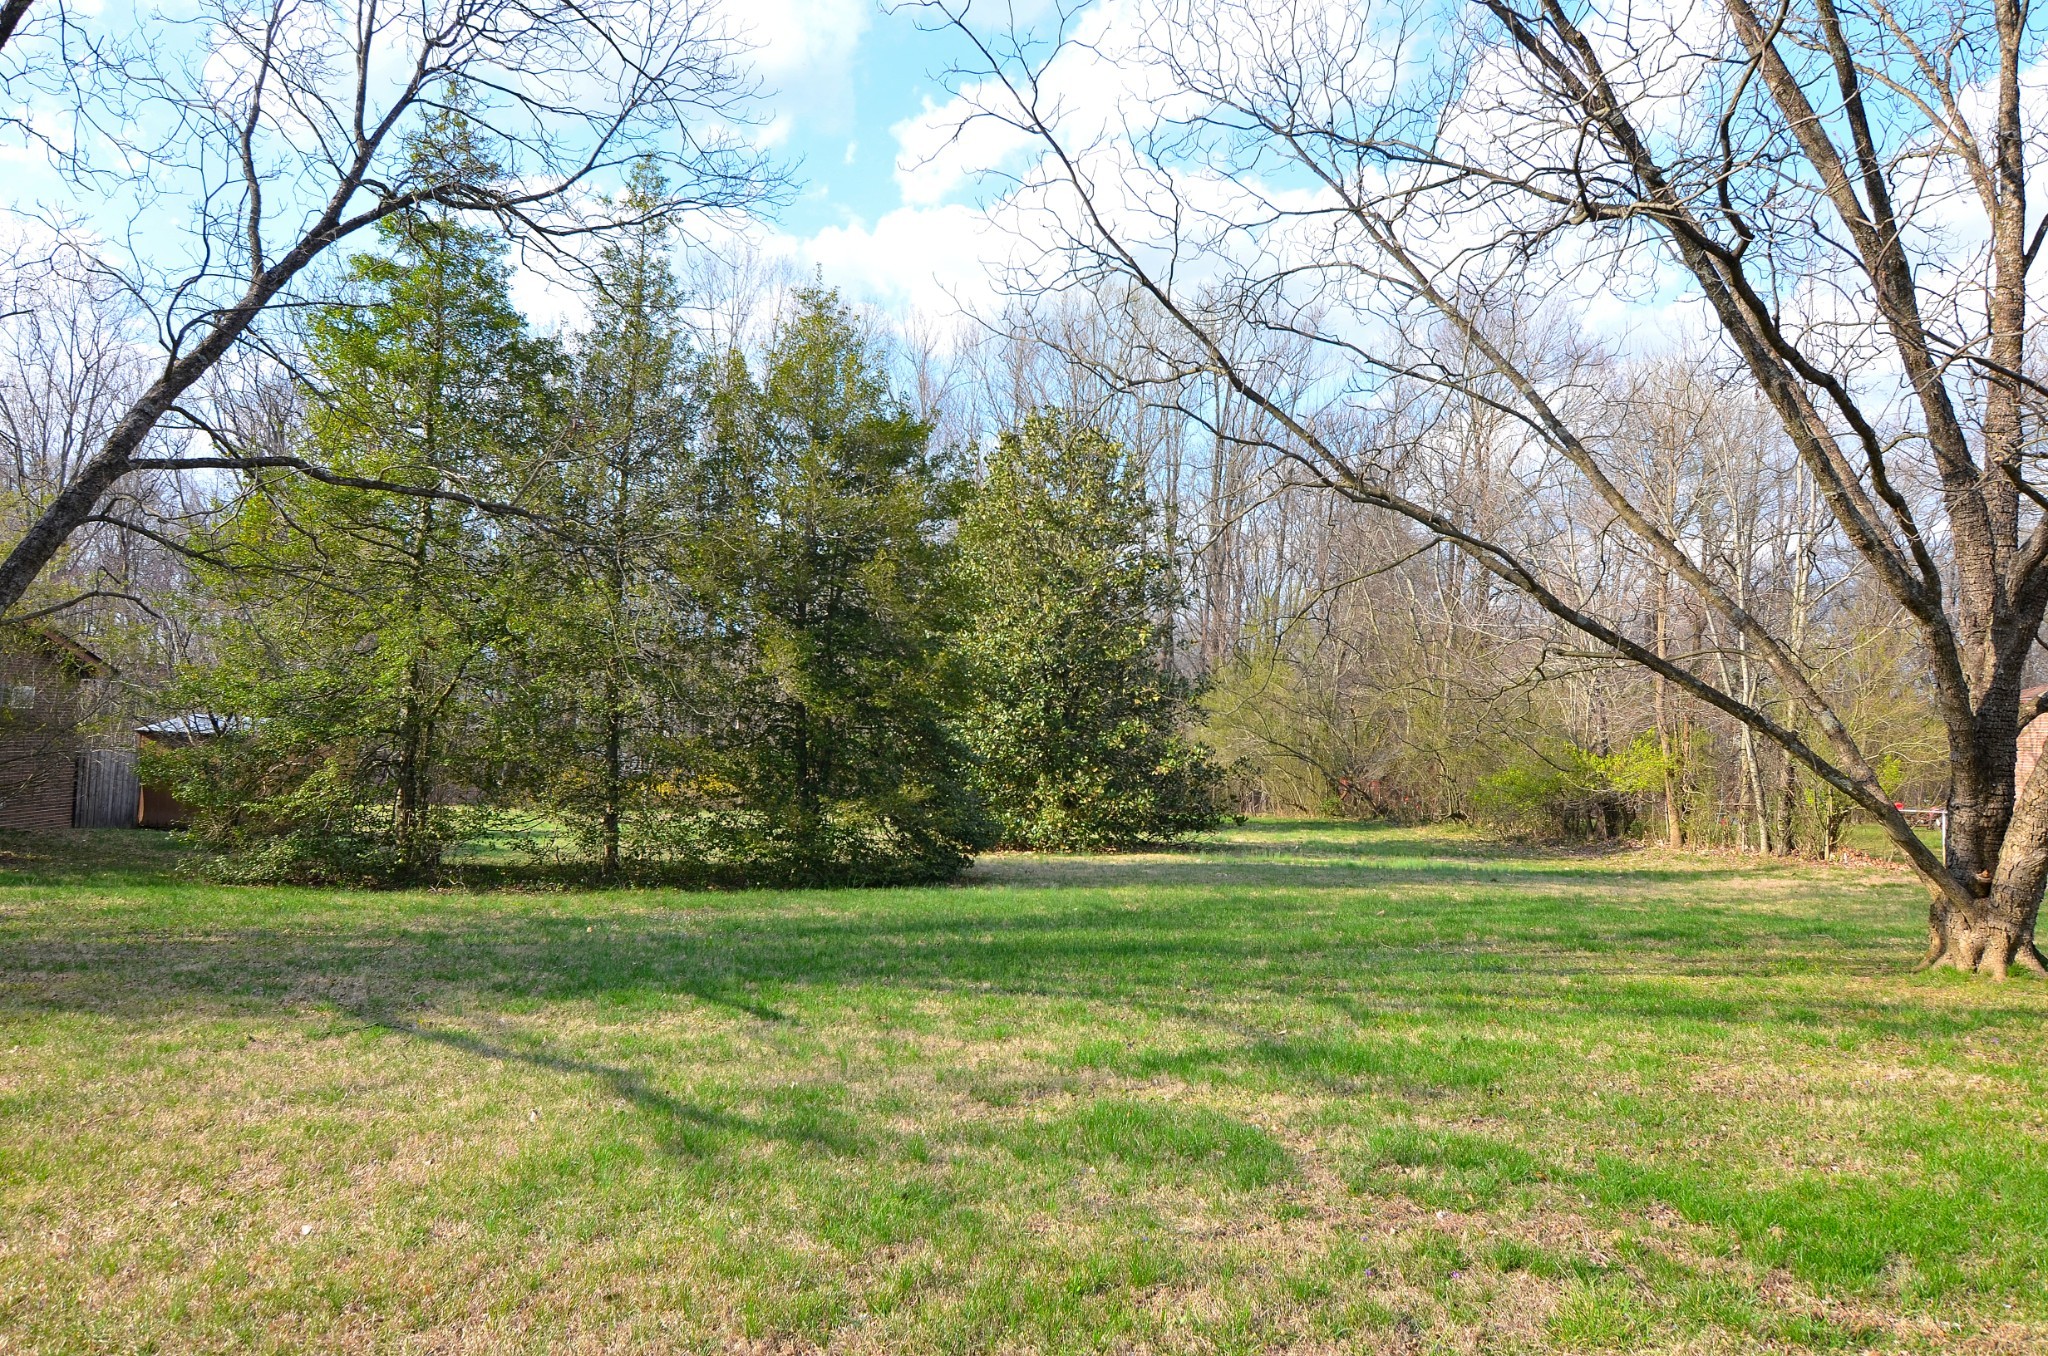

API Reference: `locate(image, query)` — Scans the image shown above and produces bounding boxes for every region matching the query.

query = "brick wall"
[0,645,84,832]
[0,742,76,830]
[2022,687,2048,800]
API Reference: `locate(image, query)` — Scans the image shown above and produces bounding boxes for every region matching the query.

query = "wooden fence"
[73,749,138,828]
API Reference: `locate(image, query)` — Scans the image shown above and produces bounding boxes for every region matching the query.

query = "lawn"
[1,822,2044,1353]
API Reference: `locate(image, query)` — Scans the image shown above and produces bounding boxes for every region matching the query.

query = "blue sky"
[766,3,961,237]
[0,0,1021,326]
[727,0,1033,318]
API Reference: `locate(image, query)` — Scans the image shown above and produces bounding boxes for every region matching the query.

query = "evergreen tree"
[958,411,1226,850]
[163,209,553,881]
[695,288,988,883]
[511,161,702,875]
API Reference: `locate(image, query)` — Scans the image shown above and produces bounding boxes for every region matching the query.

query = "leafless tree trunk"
[0,0,32,53]
[928,0,2048,972]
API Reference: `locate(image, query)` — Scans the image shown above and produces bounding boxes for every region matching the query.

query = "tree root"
[1923,926,2047,979]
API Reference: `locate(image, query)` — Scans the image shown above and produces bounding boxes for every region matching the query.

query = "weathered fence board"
[73,749,138,828]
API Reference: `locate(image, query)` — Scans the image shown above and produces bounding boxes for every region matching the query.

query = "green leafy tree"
[958,412,1225,850]
[164,209,553,881]
[694,288,987,883]
[510,161,703,875]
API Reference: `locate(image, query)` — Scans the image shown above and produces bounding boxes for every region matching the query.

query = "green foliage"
[166,208,551,882]
[684,288,990,884]
[957,412,1226,850]
[1472,734,1673,839]
[1200,585,1533,824]
[501,160,704,876]
[1201,630,1371,818]
[139,722,519,886]
[169,274,987,886]
[1599,732,1680,796]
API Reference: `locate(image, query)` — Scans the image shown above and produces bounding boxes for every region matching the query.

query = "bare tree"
[0,0,30,53]
[0,266,205,642]
[926,0,2048,972]
[0,0,776,619]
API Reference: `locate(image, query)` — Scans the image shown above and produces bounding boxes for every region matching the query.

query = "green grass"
[0,821,2043,1353]
[1836,820,1943,861]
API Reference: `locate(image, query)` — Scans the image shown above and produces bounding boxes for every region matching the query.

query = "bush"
[141,732,466,886]
[1472,735,1670,841]
[959,413,1229,851]
[613,799,988,888]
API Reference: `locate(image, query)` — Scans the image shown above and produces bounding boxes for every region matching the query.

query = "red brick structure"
[2021,686,2048,798]
[0,626,112,832]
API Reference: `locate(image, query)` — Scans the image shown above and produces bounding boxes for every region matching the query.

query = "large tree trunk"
[0,391,178,611]
[1930,707,2048,975]
[0,0,35,54]
[0,209,359,617]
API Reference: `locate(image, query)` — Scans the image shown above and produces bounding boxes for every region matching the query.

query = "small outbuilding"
[135,714,241,829]
[0,624,114,832]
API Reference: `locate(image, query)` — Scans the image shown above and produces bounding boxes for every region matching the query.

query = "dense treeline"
[4,235,1953,879]
[922,298,1949,861]
[1186,355,1949,857]
[5,211,1953,878]
[2,187,1956,879]
[130,197,1226,884]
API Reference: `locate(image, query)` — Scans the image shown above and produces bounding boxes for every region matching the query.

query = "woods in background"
[927,0,2042,973]
[8,214,1950,885]
[132,214,1226,884]
[932,295,1946,863]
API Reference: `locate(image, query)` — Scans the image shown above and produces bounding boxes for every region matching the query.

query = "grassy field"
[1831,822,1945,863]
[2,823,2044,1354]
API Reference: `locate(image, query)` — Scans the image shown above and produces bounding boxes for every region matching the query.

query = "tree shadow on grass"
[0,818,1879,900]
[0,820,2012,1048]
[4,826,2044,1321]
[368,1009,863,1158]
[0,875,2028,1051]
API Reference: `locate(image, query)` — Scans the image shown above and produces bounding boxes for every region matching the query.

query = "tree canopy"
[959,412,1225,851]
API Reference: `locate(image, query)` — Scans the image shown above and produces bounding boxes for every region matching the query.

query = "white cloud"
[888,0,1168,209]
[508,263,590,336]
[728,0,871,132]
[892,92,1037,207]
[798,202,1013,317]
[850,0,1339,320]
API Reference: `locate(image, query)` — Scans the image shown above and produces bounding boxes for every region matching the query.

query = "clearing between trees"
[1,822,2043,1353]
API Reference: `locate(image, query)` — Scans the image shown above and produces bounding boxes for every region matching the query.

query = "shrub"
[958,413,1229,851]
[1472,735,1671,841]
